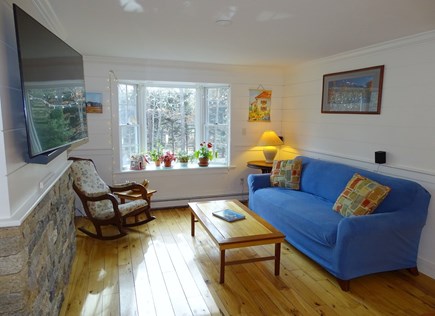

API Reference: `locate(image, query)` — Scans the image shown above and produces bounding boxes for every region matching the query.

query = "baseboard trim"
[152,193,248,209]
[418,256,435,280]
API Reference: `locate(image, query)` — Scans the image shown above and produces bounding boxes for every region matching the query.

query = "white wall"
[0,1,71,226]
[4,0,433,280]
[70,56,285,207]
[284,31,435,278]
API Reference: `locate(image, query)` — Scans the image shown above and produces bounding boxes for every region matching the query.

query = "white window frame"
[114,81,231,172]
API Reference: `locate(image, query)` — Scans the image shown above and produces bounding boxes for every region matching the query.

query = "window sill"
[115,163,234,175]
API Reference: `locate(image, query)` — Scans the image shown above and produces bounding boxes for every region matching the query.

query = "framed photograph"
[321,65,384,114]
[86,92,103,113]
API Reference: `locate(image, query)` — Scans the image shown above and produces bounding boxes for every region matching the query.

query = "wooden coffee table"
[188,199,285,284]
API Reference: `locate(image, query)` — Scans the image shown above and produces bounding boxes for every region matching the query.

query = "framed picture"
[86,92,103,113]
[321,65,384,114]
[248,89,272,122]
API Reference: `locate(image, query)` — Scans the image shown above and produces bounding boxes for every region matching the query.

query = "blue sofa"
[248,156,431,290]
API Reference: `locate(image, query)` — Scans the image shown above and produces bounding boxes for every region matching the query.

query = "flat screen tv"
[13,4,88,163]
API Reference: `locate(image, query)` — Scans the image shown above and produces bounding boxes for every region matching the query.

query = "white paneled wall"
[2,0,434,280]
[284,31,435,278]
[69,56,285,206]
[0,2,71,226]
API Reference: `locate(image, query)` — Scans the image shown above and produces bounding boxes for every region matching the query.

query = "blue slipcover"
[248,156,431,281]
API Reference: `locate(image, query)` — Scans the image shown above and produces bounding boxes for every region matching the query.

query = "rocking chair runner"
[69,157,156,240]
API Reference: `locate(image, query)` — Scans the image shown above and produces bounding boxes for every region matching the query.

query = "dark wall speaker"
[375,151,386,164]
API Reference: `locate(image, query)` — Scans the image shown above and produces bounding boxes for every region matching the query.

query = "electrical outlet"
[240,177,244,185]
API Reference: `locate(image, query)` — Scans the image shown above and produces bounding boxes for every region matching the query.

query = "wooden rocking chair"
[69,157,156,240]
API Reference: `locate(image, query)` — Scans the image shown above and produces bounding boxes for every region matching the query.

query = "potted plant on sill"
[130,154,149,170]
[148,148,163,167]
[194,142,217,167]
[177,152,191,167]
[161,151,176,168]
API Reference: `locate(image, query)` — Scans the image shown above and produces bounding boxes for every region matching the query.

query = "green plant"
[194,142,217,160]
[148,147,163,161]
[177,152,191,163]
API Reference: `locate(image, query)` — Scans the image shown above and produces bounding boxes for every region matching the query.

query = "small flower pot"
[198,157,209,167]
[164,161,173,168]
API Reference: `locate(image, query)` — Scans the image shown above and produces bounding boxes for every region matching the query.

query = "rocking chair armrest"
[110,183,150,204]
[111,182,135,191]
[110,182,147,193]
[84,192,119,203]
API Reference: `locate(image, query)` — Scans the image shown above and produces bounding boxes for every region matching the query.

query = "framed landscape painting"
[321,65,384,114]
[86,92,103,113]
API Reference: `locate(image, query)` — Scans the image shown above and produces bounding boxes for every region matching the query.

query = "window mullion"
[196,87,205,146]
[137,84,146,152]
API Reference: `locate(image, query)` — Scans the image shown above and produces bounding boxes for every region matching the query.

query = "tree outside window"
[118,82,230,170]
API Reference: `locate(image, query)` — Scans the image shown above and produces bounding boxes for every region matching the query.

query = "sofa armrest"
[247,174,271,193]
[247,174,271,210]
[333,208,427,279]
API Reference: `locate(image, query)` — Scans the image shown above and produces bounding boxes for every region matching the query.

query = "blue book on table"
[212,209,245,222]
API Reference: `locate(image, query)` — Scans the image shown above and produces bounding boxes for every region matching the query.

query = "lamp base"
[263,146,277,163]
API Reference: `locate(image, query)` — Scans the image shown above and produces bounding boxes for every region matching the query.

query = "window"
[118,82,230,170]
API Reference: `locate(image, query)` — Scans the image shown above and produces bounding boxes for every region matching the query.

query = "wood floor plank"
[118,263,138,316]
[166,209,226,315]
[60,234,95,316]
[150,211,194,315]
[129,229,156,316]
[172,209,260,315]
[163,270,195,315]
[102,242,120,296]
[61,207,435,316]
[236,248,317,316]
[84,269,104,315]
[102,293,120,316]
[161,211,220,315]
[140,220,175,316]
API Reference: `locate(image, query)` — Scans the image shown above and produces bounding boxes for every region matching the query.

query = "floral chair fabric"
[70,158,155,239]
[70,160,148,220]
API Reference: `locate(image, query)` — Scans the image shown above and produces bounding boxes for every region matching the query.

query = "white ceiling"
[15,0,435,67]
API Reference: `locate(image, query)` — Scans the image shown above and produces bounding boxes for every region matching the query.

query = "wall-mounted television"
[13,4,88,164]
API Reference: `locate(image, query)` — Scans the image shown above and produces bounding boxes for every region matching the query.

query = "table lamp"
[257,130,283,163]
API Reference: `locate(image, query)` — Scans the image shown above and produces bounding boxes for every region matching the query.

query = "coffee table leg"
[220,249,225,284]
[275,243,281,276]
[191,212,195,237]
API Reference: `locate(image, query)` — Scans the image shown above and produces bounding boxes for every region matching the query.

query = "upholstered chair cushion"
[270,158,303,190]
[333,173,391,217]
[70,160,110,196]
[70,160,148,220]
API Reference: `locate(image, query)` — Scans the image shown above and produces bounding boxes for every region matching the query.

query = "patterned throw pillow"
[270,159,302,190]
[333,173,391,217]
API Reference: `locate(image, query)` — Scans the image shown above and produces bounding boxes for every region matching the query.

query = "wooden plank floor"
[60,207,435,316]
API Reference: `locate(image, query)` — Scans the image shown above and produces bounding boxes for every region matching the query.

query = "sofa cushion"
[253,188,341,247]
[333,173,391,217]
[270,159,302,190]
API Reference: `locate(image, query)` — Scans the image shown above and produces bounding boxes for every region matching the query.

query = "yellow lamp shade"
[258,130,283,163]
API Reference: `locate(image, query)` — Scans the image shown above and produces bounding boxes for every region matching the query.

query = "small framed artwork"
[86,92,103,113]
[248,89,272,122]
[321,65,384,114]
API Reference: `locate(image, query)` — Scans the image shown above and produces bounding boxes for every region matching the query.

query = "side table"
[247,160,273,174]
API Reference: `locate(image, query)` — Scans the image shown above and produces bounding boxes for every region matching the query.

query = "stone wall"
[0,169,76,315]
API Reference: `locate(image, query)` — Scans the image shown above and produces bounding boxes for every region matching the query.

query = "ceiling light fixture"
[216,19,232,27]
